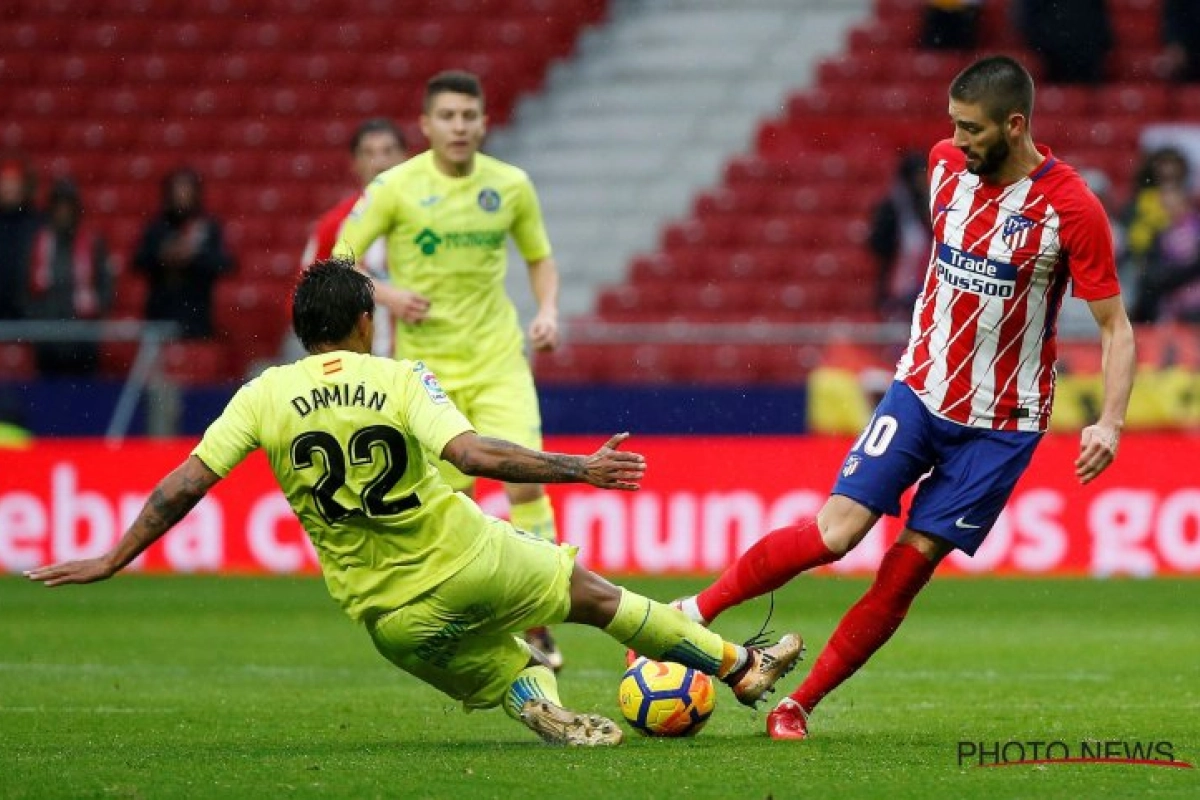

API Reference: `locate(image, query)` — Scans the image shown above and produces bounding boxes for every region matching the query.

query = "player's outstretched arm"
[25,456,221,587]
[442,432,645,491]
[1076,295,1136,485]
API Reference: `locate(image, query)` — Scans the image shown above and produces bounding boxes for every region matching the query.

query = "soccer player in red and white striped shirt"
[673,55,1137,740]
[297,119,409,358]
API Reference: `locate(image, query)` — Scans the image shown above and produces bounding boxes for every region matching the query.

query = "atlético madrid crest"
[1002,215,1035,251]
[842,455,861,478]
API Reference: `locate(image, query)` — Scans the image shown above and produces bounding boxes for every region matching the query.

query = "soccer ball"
[617,657,716,737]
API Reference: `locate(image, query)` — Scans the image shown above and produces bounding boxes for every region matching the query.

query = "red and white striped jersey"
[896,139,1120,431]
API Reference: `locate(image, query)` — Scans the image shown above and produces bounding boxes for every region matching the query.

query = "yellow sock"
[503,664,563,720]
[604,589,745,678]
[510,495,558,543]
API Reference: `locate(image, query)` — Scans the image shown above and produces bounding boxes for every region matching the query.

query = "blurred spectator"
[1130,183,1200,323]
[24,178,114,375]
[920,0,981,50]
[284,118,407,362]
[1015,0,1112,84]
[0,153,40,321]
[1124,146,1191,267]
[867,152,931,321]
[1159,0,1200,82]
[133,168,232,339]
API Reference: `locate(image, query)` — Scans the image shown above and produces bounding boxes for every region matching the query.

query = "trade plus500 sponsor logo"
[935,243,1016,299]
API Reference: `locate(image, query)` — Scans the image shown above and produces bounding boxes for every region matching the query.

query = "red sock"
[696,519,839,622]
[789,541,937,714]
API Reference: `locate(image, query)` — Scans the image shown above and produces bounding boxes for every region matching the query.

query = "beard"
[963,137,1010,178]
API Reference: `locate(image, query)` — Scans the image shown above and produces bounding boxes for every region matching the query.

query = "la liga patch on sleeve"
[412,361,449,404]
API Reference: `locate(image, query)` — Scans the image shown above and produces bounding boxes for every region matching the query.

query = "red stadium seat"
[213,51,286,82]
[1172,86,1200,117]
[1037,86,1091,118]
[70,18,154,51]
[662,219,736,250]
[628,253,682,283]
[0,53,39,87]
[91,183,153,216]
[1109,48,1160,82]
[149,19,230,50]
[212,279,292,366]
[97,340,139,378]
[228,21,287,50]
[119,53,206,85]
[534,343,621,384]
[60,120,140,152]
[0,342,37,381]
[0,19,66,50]
[109,272,149,319]
[160,341,229,386]
[122,0,185,18]
[1111,8,1161,49]
[258,0,346,16]
[1094,84,1170,118]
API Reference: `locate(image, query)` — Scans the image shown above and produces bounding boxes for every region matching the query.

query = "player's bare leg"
[567,564,804,707]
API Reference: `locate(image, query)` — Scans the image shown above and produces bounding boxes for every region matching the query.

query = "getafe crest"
[477,188,501,212]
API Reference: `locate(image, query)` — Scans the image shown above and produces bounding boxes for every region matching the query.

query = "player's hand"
[376,283,431,324]
[583,432,646,491]
[25,557,117,587]
[1075,422,1120,484]
[528,310,559,351]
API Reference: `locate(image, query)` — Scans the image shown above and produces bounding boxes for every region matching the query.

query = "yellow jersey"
[334,151,552,388]
[192,352,490,622]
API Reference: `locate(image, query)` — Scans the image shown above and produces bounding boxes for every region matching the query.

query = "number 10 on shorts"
[852,415,899,457]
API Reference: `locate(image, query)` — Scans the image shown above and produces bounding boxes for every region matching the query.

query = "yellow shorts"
[366,518,576,710]
[435,356,544,490]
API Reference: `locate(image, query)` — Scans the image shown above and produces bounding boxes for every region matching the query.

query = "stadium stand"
[0,0,608,380]
[533,0,1200,397]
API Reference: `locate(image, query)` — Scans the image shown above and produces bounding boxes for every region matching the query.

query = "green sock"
[604,589,745,678]
[503,664,563,720]
[510,495,558,543]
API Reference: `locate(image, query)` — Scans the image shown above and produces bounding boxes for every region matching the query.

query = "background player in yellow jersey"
[26,258,803,747]
[335,71,567,667]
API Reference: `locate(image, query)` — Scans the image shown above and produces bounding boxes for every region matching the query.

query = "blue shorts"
[831,382,1042,555]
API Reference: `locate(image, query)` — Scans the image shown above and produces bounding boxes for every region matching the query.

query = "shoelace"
[741,591,777,650]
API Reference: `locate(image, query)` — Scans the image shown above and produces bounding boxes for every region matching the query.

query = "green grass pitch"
[2,574,1197,799]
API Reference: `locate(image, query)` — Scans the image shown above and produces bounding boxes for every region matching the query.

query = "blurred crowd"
[0,154,232,377]
[921,0,1200,84]
[2,0,1200,403]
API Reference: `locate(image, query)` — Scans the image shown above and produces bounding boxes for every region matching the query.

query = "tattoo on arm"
[465,437,584,483]
[112,465,212,569]
[145,483,205,530]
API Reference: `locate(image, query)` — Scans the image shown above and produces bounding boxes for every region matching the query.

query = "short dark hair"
[949,55,1035,124]
[424,70,485,112]
[293,256,375,352]
[350,118,406,154]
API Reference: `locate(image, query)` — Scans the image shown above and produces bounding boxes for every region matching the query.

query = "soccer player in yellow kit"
[26,259,803,747]
[335,70,567,668]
